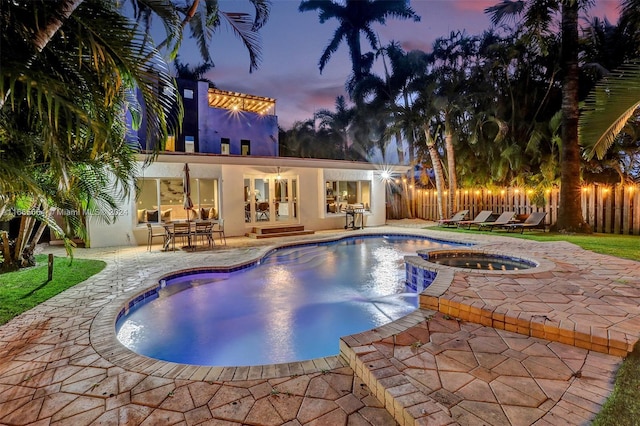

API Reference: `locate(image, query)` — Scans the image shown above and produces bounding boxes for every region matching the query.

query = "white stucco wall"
[87,154,408,247]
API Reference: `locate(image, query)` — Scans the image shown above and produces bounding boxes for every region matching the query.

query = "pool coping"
[90,227,635,384]
[91,231,470,381]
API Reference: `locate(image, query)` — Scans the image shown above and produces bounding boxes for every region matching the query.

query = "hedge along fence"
[388,183,640,235]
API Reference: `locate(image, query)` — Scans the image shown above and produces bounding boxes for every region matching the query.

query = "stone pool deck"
[0,221,638,425]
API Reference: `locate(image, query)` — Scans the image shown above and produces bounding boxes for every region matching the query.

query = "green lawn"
[434,226,640,423]
[435,227,640,261]
[0,254,106,325]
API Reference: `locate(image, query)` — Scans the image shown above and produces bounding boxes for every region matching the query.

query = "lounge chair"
[477,211,515,231]
[456,210,493,229]
[506,212,547,233]
[437,210,469,227]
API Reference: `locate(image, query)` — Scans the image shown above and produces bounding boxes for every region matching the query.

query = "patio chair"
[146,223,165,251]
[257,202,270,221]
[194,221,213,248]
[456,210,494,230]
[171,222,192,251]
[477,211,516,231]
[506,212,547,233]
[437,210,469,227]
[211,219,226,246]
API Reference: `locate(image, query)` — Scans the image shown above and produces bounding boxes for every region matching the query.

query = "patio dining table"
[162,220,216,251]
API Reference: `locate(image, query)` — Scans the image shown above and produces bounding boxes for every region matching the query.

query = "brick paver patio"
[0,222,638,425]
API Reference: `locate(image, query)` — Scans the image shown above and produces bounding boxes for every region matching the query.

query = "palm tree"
[580,62,640,161]
[315,96,356,159]
[580,0,640,161]
[429,31,482,217]
[174,57,214,82]
[486,0,592,233]
[129,0,272,72]
[1,0,175,268]
[298,0,420,87]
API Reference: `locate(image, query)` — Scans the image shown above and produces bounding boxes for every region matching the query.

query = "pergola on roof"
[208,88,276,115]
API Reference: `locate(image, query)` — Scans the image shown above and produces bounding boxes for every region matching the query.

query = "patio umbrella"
[183,163,193,220]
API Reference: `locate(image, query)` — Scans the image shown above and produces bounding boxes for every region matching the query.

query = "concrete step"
[245,228,315,239]
[253,225,306,235]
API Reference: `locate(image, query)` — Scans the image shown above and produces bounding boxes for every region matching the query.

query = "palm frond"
[220,11,262,73]
[485,0,526,26]
[249,0,271,30]
[319,25,347,73]
[580,61,640,160]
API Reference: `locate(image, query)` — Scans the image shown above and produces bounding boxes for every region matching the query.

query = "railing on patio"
[388,183,640,235]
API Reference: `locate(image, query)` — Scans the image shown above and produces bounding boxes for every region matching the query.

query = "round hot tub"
[420,251,536,271]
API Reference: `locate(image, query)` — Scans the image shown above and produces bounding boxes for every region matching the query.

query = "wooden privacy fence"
[388,183,640,235]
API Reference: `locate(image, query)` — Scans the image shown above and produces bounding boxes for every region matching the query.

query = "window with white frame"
[136,178,219,224]
[325,180,370,214]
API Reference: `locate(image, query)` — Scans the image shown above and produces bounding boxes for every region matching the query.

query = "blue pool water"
[116,235,461,366]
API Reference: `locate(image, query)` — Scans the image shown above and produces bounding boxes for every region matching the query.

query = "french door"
[244,175,297,224]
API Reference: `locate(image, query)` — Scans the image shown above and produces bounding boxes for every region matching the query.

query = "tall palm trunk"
[32,0,84,53]
[403,92,417,218]
[556,0,591,233]
[423,125,445,220]
[444,113,457,218]
[395,130,405,164]
[395,129,412,218]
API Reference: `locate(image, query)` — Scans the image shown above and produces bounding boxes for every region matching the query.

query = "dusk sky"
[179,0,622,129]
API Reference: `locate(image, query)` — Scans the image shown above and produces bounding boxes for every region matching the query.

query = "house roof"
[139,152,411,174]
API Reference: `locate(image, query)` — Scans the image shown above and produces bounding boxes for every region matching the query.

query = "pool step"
[246,225,315,239]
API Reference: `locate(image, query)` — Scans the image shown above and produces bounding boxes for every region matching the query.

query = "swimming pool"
[116,235,463,366]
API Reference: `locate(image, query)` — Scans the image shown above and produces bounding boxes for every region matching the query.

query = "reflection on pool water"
[116,235,463,366]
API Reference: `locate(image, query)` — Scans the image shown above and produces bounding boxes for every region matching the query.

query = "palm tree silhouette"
[299,0,420,88]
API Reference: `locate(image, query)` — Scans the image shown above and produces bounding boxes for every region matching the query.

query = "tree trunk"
[32,0,84,54]
[423,125,445,220]
[0,231,10,272]
[555,0,592,233]
[394,130,413,218]
[395,130,405,164]
[444,113,458,218]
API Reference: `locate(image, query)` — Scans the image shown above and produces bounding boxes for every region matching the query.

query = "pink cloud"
[452,0,498,13]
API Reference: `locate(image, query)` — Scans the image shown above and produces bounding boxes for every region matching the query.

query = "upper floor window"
[221,138,230,155]
[241,139,250,156]
[184,89,194,99]
[185,136,195,153]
